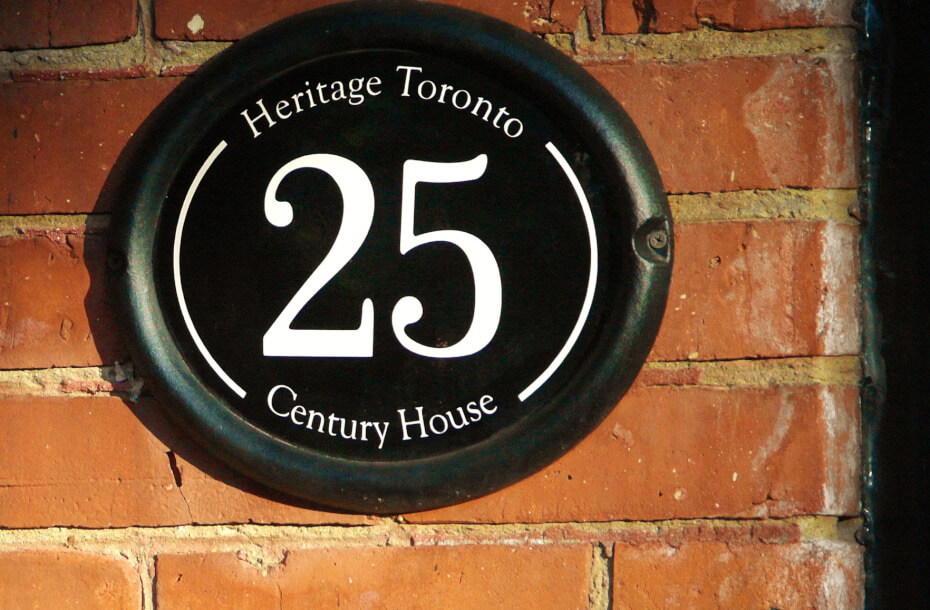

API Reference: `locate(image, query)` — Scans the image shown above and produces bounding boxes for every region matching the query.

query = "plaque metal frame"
[108,0,673,513]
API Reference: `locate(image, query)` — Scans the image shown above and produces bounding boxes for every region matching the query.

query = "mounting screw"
[647,229,668,251]
[855,526,867,546]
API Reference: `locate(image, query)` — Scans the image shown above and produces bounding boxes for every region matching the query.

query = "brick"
[549,0,587,32]
[162,441,379,526]
[0,551,140,609]
[0,395,373,527]
[405,384,860,523]
[651,221,860,361]
[0,78,180,215]
[155,545,590,609]
[0,56,854,214]
[588,54,858,193]
[0,233,125,369]
[153,0,577,41]
[612,540,863,609]
[0,0,137,50]
[0,384,858,526]
[0,222,858,370]
[604,0,855,34]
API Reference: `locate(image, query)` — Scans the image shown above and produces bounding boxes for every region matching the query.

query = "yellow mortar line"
[0,214,106,237]
[0,0,230,79]
[669,189,859,224]
[155,41,233,74]
[544,34,576,55]
[568,24,856,62]
[0,27,148,78]
[642,356,862,388]
[0,517,855,552]
[0,356,860,398]
[0,0,150,79]
[588,544,611,610]
[0,365,130,397]
[0,189,858,238]
[2,20,854,79]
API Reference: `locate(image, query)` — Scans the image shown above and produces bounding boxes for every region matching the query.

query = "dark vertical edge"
[857,0,886,605]
[859,0,930,606]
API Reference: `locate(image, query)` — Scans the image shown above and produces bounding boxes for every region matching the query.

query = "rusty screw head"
[647,229,668,251]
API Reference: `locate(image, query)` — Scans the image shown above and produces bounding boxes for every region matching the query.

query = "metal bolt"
[855,527,867,546]
[647,229,668,251]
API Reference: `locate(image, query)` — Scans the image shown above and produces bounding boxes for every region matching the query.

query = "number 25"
[262,154,502,359]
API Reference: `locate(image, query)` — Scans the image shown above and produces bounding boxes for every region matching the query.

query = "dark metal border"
[107,0,672,513]
[859,0,930,605]
[858,0,884,602]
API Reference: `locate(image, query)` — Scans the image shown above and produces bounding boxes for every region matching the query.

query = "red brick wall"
[0,1,863,607]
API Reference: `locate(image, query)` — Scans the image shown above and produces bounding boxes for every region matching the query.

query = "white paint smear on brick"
[808,539,865,609]
[741,226,794,355]
[821,551,852,610]
[772,0,826,15]
[822,55,858,187]
[187,14,205,34]
[818,222,860,355]
[770,0,856,22]
[752,388,795,473]
[819,385,860,515]
[744,53,857,190]
[742,63,797,186]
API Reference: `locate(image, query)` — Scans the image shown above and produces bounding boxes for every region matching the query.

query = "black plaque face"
[109,1,672,513]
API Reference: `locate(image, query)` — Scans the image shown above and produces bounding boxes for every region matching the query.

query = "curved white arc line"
[518,143,598,402]
[173,140,247,398]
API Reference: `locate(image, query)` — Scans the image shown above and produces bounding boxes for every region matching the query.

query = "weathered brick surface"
[0,383,858,526]
[0,233,125,369]
[549,0,587,32]
[0,0,137,50]
[652,221,860,361]
[407,384,860,523]
[155,545,590,609]
[153,0,582,40]
[0,396,374,528]
[0,551,140,609]
[0,55,853,214]
[589,54,858,193]
[604,0,856,34]
[0,221,858,370]
[0,79,179,215]
[613,540,864,609]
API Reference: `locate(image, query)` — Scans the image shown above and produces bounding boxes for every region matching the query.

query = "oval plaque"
[109,0,672,513]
